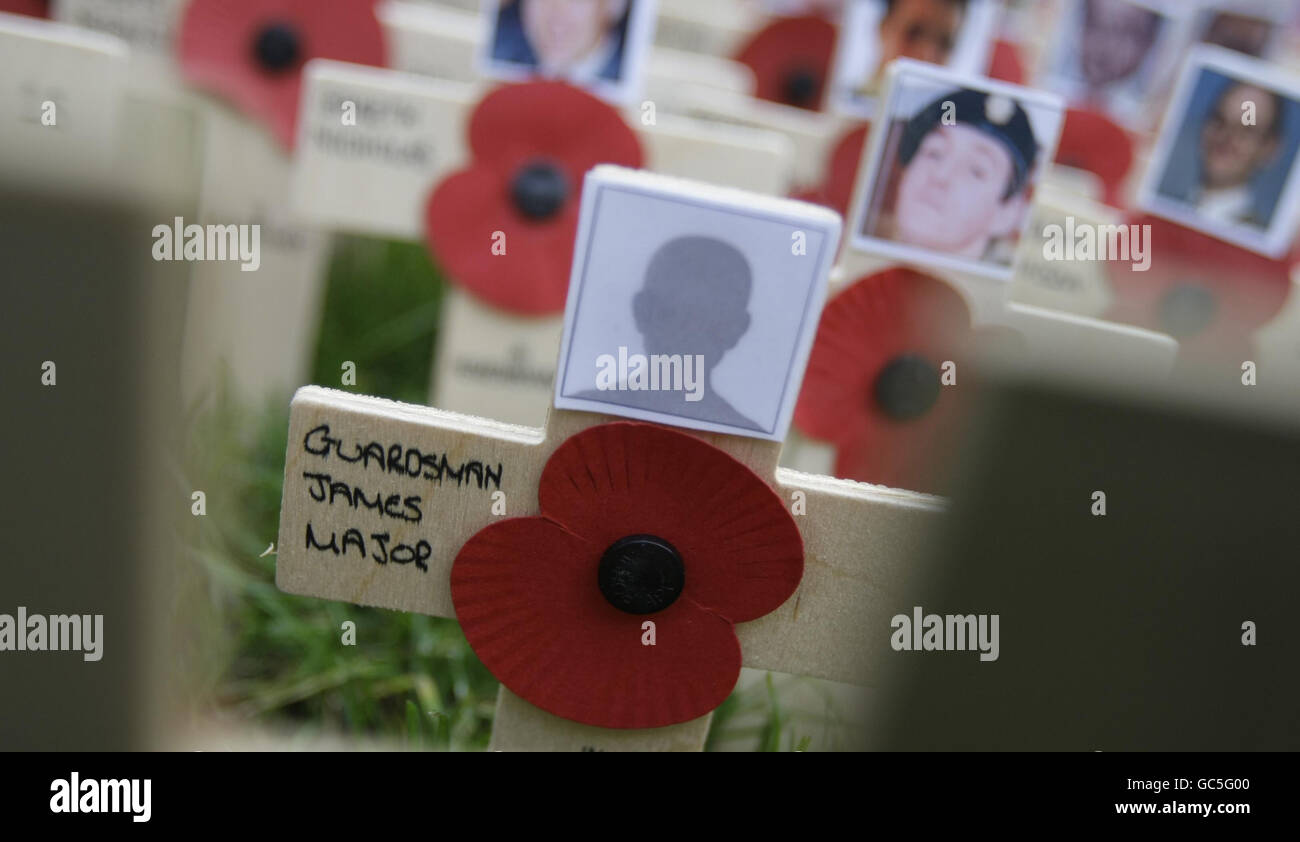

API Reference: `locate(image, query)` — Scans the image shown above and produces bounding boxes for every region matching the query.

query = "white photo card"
[849,59,1065,281]
[1138,44,1300,258]
[554,165,842,441]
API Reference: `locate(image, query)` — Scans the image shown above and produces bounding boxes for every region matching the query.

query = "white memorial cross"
[52,0,202,208]
[178,102,332,408]
[39,0,359,405]
[276,166,943,751]
[44,0,319,406]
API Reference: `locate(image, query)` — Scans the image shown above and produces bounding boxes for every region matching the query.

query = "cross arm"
[737,470,945,685]
[278,387,948,685]
[275,386,545,618]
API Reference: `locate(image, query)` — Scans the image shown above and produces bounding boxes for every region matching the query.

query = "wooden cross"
[50,0,209,212]
[180,103,331,406]
[296,5,847,423]
[52,0,190,98]
[0,13,128,194]
[276,165,944,751]
[43,0,336,405]
[1007,183,1121,320]
[652,0,756,57]
[661,82,849,187]
[291,59,796,236]
[289,57,799,428]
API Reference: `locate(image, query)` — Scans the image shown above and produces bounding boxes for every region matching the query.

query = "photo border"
[847,59,1066,282]
[1137,43,1300,258]
[553,165,842,442]
[476,0,659,105]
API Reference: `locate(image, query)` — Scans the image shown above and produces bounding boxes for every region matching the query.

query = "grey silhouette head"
[632,236,753,366]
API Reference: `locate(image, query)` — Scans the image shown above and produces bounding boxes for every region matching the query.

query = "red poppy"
[450,422,803,729]
[734,15,837,111]
[425,82,643,316]
[1054,109,1134,208]
[1105,215,1293,358]
[794,268,974,493]
[177,0,386,149]
[986,39,1025,84]
[0,0,48,17]
[794,123,869,217]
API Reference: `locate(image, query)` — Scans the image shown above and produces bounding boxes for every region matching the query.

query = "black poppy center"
[253,22,301,74]
[1158,283,1217,338]
[598,535,685,615]
[874,352,941,421]
[511,161,569,220]
[781,66,821,108]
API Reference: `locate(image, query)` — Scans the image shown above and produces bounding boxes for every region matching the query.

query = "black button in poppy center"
[598,535,685,615]
[781,67,821,108]
[511,161,568,220]
[253,22,301,74]
[874,352,941,421]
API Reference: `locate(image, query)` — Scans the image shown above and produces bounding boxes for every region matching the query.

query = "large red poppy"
[177,0,386,149]
[450,422,803,729]
[1105,215,1293,358]
[734,15,837,111]
[0,0,48,17]
[794,268,975,493]
[1054,108,1134,208]
[425,82,643,316]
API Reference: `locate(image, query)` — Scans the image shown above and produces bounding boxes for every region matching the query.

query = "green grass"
[179,234,853,750]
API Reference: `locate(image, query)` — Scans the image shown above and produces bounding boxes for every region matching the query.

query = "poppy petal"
[467,81,643,177]
[425,82,642,316]
[1105,215,1292,352]
[537,423,804,623]
[426,166,577,315]
[451,516,742,729]
[177,0,385,149]
[795,269,969,441]
[734,15,837,111]
[821,124,870,217]
[795,269,972,492]
[833,398,956,493]
[1055,109,1133,208]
